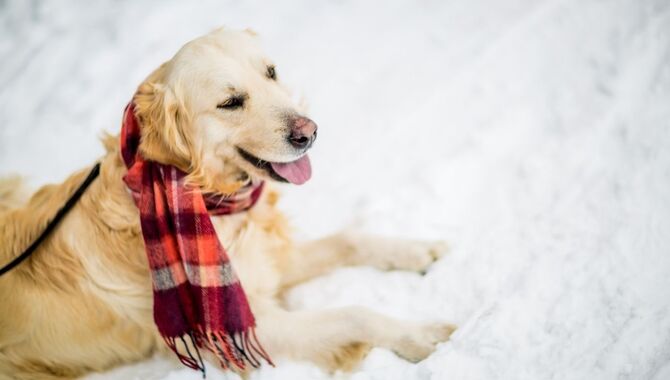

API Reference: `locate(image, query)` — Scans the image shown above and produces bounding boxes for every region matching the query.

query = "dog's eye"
[266,66,276,80]
[217,96,244,110]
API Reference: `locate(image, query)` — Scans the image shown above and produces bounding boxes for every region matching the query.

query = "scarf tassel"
[165,328,274,376]
[163,335,205,374]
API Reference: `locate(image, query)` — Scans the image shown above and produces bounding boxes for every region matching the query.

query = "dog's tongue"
[270,155,312,185]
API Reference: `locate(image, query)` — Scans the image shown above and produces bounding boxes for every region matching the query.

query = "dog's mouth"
[237,148,312,185]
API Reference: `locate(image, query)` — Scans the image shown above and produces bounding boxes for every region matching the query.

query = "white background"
[1,1,670,379]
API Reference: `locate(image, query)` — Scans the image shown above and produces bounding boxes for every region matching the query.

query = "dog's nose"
[288,116,317,149]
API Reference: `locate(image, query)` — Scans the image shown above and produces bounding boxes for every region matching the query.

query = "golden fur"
[0,28,454,379]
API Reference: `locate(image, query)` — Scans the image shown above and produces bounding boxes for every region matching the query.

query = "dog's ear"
[134,64,193,171]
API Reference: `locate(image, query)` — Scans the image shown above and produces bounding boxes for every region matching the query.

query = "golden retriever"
[0,28,455,379]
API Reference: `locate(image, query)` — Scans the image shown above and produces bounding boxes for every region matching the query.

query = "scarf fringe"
[163,335,204,373]
[164,328,274,376]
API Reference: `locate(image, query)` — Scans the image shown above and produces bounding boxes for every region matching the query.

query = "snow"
[2,0,670,379]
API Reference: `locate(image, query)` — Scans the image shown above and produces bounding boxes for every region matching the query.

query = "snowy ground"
[2,0,670,379]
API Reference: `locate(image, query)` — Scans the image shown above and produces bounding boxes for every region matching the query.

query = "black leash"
[0,162,101,277]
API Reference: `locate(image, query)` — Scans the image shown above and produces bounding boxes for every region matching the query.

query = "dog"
[0,28,455,379]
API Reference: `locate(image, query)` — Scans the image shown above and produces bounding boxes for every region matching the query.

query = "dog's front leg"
[280,232,448,287]
[253,302,455,371]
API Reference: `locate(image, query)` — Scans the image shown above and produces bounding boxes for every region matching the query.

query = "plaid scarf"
[120,103,272,374]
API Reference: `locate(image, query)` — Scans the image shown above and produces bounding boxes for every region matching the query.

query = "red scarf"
[120,103,272,374]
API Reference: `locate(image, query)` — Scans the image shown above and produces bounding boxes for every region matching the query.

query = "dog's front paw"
[392,322,456,362]
[383,240,448,273]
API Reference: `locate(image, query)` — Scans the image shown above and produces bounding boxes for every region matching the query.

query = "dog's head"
[133,28,316,193]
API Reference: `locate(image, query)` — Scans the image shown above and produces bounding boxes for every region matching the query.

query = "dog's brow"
[223,86,248,97]
[222,87,249,101]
